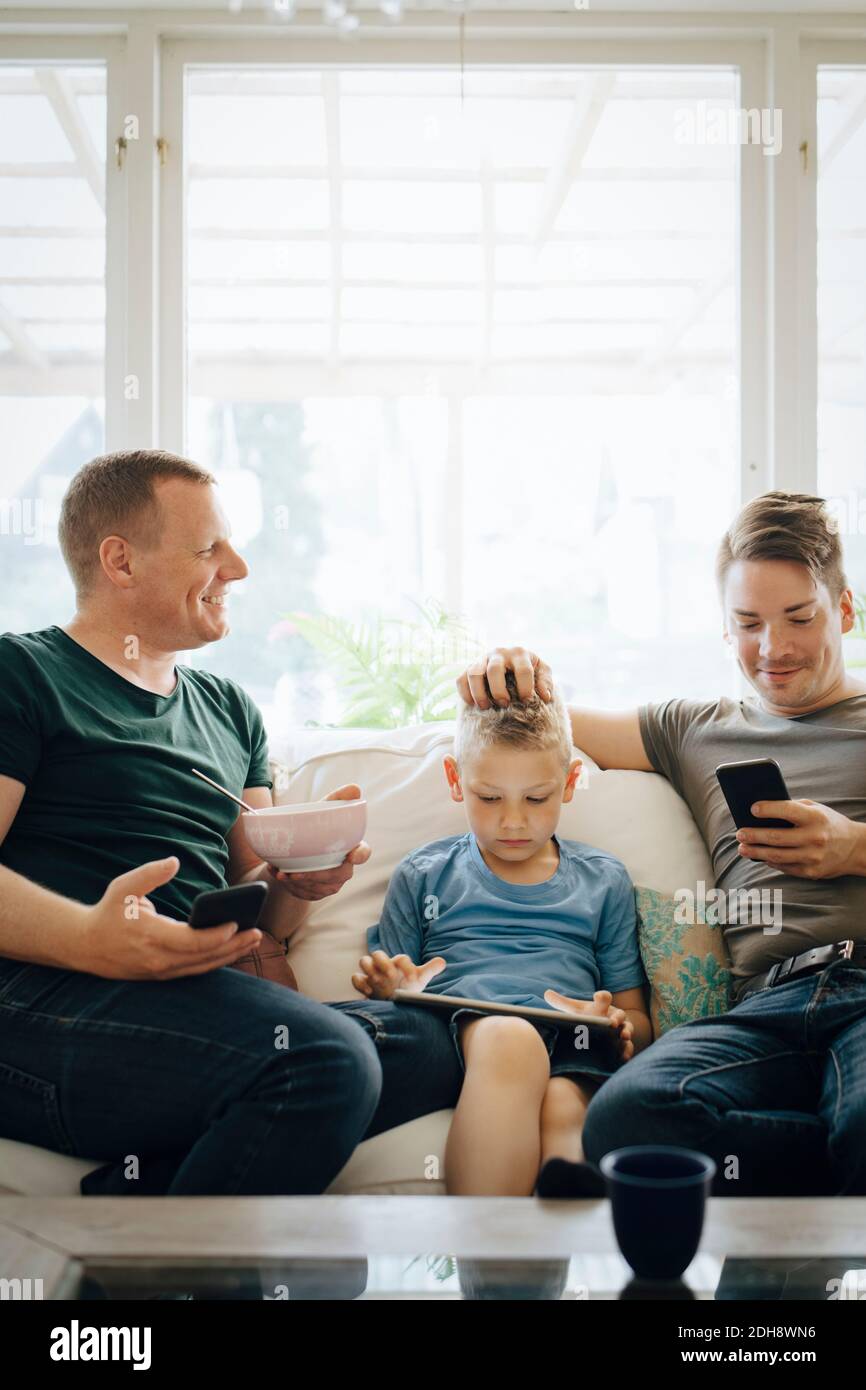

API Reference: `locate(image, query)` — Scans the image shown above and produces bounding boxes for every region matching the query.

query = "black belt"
[738,939,866,1000]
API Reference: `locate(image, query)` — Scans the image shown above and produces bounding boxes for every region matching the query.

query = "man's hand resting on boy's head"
[352,949,447,1000]
[544,987,636,1062]
[457,646,554,709]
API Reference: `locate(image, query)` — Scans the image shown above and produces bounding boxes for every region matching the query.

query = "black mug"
[599,1145,716,1280]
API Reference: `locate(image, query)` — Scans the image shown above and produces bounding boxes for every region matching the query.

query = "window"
[0,60,106,633]
[180,64,740,719]
[817,65,866,598]
[2,19,854,724]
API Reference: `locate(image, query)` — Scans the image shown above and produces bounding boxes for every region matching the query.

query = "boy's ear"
[443,755,464,802]
[562,757,582,803]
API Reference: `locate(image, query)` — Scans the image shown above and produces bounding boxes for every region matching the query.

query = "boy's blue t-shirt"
[367,831,647,1011]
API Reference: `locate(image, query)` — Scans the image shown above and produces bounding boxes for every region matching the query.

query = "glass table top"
[73,1253,866,1301]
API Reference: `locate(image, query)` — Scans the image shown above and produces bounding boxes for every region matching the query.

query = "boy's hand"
[544,987,635,1062]
[352,950,447,1000]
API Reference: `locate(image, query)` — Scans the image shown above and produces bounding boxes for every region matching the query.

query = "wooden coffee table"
[2,1196,865,1300]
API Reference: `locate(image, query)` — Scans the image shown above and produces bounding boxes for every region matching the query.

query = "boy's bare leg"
[444,1015,550,1196]
[539,1075,601,1166]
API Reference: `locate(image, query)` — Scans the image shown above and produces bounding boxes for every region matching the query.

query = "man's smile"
[759,667,802,682]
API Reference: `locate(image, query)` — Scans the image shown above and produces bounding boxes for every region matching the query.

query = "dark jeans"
[582,958,866,1196]
[0,958,461,1197]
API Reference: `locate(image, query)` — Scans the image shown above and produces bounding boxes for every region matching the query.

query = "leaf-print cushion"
[634,884,733,1036]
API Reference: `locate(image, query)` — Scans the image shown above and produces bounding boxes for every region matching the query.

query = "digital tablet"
[392,989,618,1034]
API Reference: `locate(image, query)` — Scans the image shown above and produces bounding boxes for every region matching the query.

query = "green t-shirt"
[0,626,273,921]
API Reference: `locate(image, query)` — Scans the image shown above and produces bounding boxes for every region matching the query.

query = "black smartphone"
[715,758,795,830]
[188,882,268,931]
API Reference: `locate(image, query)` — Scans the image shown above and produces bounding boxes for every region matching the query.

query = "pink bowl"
[241,798,367,872]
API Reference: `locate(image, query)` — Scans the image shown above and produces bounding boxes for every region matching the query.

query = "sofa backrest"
[269,721,714,1003]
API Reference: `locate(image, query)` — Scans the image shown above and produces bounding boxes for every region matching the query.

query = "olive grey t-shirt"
[638,693,866,999]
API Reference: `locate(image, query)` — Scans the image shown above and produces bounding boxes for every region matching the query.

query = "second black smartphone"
[188,882,268,931]
[715,758,795,830]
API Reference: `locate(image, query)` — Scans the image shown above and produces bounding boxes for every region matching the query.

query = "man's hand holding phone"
[82,857,263,980]
[736,798,866,879]
[717,758,866,879]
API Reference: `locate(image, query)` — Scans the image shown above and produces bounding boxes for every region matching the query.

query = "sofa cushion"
[0,723,718,1200]
[327,1109,451,1195]
[270,721,715,1004]
[0,1136,96,1196]
[0,1112,453,1198]
[635,885,733,1035]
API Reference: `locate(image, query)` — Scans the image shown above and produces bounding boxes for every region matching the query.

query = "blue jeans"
[582,958,866,1196]
[0,958,459,1197]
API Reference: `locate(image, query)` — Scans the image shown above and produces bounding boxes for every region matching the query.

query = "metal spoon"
[191,767,256,813]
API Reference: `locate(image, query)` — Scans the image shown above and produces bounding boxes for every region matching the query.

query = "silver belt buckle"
[838,939,855,960]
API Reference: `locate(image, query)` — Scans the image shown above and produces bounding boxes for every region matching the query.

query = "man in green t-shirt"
[457,490,866,1197]
[0,448,461,1198]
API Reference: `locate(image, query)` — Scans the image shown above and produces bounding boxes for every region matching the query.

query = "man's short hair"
[58,449,215,599]
[715,490,848,602]
[453,669,574,773]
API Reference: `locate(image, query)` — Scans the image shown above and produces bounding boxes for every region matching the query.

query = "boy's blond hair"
[453,669,573,773]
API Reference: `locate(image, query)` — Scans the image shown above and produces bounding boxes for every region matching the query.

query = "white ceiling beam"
[0,163,82,178]
[820,82,866,176]
[187,314,663,326]
[0,275,704,290]
[0,276,103,286]
[533,72,616,246]
[822,304,866,351]
[9,355,862,406]
[0,74,104,96]
[322,70,343,369]
[182,164,729,182]
[182,75,737,101]
[0,300,50,371]
[0,224,729,244]
[0,227,103,238]
[35,68,105,214]
[636,267,730,384]
[183,227,726,243]
[186,276,705,289]
[479,155,495,367]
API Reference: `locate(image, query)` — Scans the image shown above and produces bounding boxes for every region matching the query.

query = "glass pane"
[0,62,106,634]
[816,66,866,671]
[75,1251,863,1302]
[184,65,740,722]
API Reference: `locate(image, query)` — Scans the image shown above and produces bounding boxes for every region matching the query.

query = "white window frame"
[159,28,769,515]
[801,39,866,498]
[3,9,866,504]
[0,33,125,442]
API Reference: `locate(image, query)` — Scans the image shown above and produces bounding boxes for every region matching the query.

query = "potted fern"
[284,597,482,729]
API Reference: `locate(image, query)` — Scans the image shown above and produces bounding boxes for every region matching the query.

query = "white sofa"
[0,720,714,1197]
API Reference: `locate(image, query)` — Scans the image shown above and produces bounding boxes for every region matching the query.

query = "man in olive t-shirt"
[638,692,866,1000]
